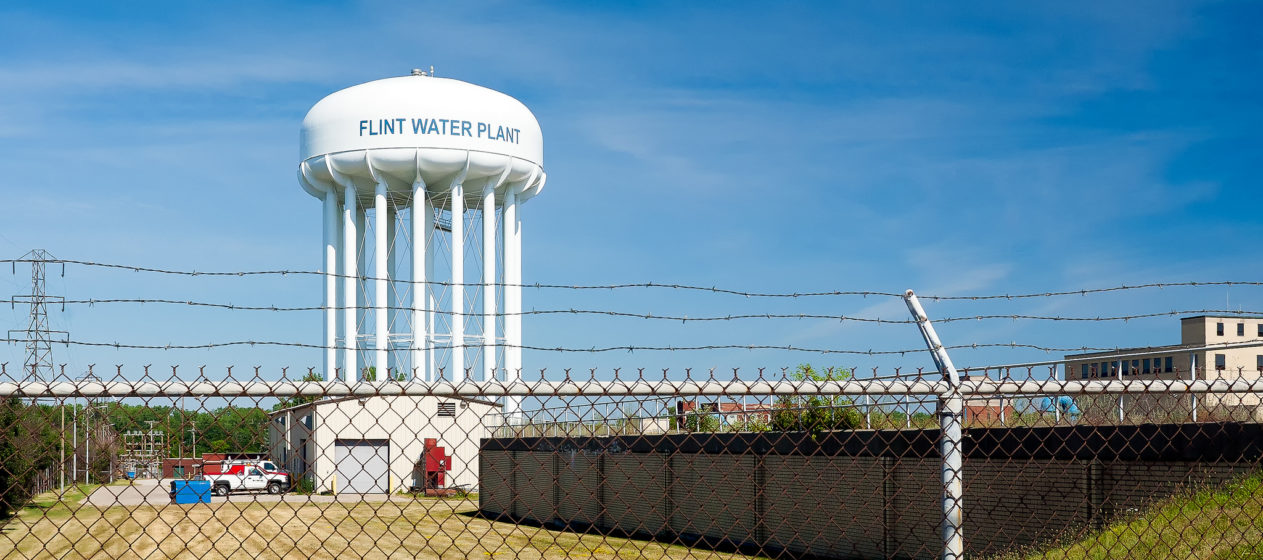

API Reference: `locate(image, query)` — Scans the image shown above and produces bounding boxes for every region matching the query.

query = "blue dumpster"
[169,480,212,504]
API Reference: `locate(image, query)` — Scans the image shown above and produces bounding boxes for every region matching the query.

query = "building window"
[275,416,285,426]
[1081,364,1089,379]
[1131,360,1139,375]
[1257,324,1262,337]
[1165,357,1173,373]
[1238,323,1245,336]
[302,415,312,429]
[1142,359,1151,374]
[1257,355,1263,372]
[1217,322,1224,336]
[438,402,457,417]
[1215,354,1226,370]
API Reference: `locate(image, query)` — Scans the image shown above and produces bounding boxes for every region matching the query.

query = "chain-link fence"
[2,258,1262,558]
[1,364,1261,560]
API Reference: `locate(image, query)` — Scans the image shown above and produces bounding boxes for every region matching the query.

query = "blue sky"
[1,1,1261,380]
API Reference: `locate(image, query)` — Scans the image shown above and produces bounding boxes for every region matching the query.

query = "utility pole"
[61,403,65,491]
[80,369,99,484]
[72,404,78,487]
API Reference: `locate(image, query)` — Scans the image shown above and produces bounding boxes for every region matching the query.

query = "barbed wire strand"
[5,258,1262,300]
[0,336,1123,355]
[4,298,1259,326]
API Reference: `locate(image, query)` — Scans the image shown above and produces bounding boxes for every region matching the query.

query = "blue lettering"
[361,116,524,141]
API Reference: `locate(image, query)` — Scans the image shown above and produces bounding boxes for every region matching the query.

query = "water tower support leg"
[343,185,359,380]
[503,186,522,419]
[386,204,396,376]
[425,199,437,382]
[482,184,497,382]
[323,189,339,382]
[451,182,465,383]
[374,181,389,381]
[356,206,367,379]
[411,180,429,382]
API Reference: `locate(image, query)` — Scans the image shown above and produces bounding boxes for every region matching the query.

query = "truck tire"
[213,484,229,497]
[267,482,283,495]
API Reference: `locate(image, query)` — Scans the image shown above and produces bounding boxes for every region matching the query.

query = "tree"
[772,364,862,433]
[360,366,405,383]
[273,371,325,411]
[0,398,59,520]
[682,409,721,433]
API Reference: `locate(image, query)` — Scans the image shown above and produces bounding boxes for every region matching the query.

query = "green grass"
[1,492,760,559]
[18,484,100,522]
[1006,471,1263,560]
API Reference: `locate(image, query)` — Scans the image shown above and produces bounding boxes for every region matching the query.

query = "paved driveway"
[85,479,406,507]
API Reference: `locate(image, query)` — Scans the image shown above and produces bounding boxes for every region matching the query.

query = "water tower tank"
[298,72,545,414]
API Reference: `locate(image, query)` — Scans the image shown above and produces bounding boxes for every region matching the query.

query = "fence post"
[904,290,964,560]
[881,455,897,557]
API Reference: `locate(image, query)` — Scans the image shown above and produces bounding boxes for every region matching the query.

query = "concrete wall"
[480,423,1263,560]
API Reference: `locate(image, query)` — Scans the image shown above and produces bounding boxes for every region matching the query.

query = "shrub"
[771,364,863,434]
[290,476,316,495]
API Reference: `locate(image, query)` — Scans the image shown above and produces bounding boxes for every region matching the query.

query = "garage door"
[334,439,389,494]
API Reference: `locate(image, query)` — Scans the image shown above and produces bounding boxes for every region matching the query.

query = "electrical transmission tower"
[8,249,68,381]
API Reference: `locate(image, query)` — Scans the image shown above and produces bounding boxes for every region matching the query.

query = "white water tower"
[298,70,545,410]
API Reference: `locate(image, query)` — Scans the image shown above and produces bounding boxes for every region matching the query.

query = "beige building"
[1064,316,1263,421]
[267,395,500,493]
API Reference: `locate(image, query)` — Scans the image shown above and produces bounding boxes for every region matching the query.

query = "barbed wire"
[0,336,1120,355]
[6,258,1262,300]
[2,258,902,298]
[4,297,1259,326]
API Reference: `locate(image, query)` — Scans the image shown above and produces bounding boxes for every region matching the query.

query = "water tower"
[297,71,545,411]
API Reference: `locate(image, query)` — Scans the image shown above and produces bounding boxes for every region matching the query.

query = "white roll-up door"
[334,439,389,493]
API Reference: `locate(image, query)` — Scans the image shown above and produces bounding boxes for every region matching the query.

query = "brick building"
[1064,316,1263,421]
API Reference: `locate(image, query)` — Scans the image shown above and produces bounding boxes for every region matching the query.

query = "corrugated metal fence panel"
[671,455,757,542]
[963,459,1090,558]
[889,458,939,559]
[556,450,603,525]
[765,455,886,559]
[477,424,1263,558]
[479,451,515,516]
[516,452,555,523]
[604,454,668,536]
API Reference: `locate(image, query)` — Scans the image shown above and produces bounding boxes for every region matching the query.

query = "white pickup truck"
[203,460,290,496]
